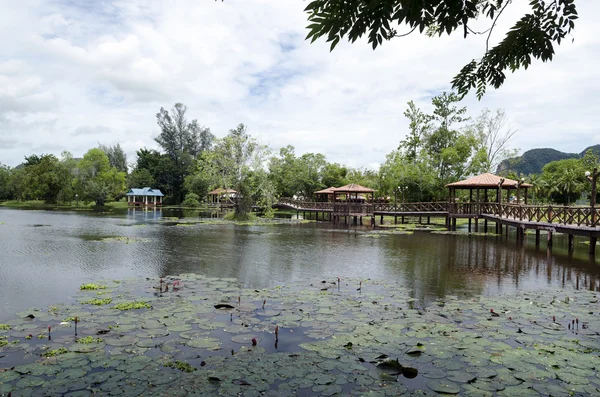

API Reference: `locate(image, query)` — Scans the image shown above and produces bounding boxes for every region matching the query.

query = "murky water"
[1,207,598,321]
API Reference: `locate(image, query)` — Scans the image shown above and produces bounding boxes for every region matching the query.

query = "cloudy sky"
[1,0,599,170]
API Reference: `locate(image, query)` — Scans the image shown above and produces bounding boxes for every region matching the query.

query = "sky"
[1,0,599,170]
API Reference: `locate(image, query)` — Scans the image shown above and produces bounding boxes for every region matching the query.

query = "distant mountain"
[497,145,600,175]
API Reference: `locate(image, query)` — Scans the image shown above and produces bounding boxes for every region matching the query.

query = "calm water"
[1,207,599,322]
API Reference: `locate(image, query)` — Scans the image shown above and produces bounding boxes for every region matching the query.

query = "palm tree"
[528,174,541,204]
[558,168,578,205]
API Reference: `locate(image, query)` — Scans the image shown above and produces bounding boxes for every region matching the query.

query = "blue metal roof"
[126,187,164,197]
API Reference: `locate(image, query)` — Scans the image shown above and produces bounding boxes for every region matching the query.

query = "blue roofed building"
[125,187,164,207]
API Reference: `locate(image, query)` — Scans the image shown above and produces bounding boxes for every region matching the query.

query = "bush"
[182,193,201,208]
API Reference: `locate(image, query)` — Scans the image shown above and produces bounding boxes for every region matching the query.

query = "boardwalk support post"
[590,237,597,255]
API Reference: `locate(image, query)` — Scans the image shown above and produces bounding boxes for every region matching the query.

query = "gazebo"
[445,173,532,232]
[314,186,337,202]
[208,188,237,204]
[331,184,377,225]
[126,187,164,207]
[445,173,532,205]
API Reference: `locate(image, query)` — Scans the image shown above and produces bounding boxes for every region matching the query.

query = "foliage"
[79,284,106,290]
[113,301,152,310]
[76,336,104,344]
[182,193,201,207]
[0,324,11,330]
[304,0,578,99]
[75,149,126,206]
[42,347,68,357]
[82,298,113,306]
[164,360,196,373]
[470,108,518,173]
[154,103,214,203]
[19,154,72,203]
[99,143,128,173]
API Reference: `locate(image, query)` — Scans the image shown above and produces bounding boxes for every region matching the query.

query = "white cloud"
[0,0,598,170]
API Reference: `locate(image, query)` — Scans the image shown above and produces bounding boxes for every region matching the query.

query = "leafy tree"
[76,149,126,206]
[470,109,518,173]
[155,103,215,203]
[21,154,71,203]
[269,145,301,197]
[399,101,432,162]
[0,163,11,200]
[296,153,327,199]
[321,162,348,189]
[99,143,128,173]
[540,158,584,204]
[182,192,201,207]
[211,124,269,220]
[304,0,578,98]
[128,168,156,189]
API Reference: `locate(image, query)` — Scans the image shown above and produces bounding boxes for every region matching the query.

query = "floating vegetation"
[42,347,68,357]
[81,297,112,306]
[113,301,152,310]
[164,360,196,373]
[0,324,11,330]
[76,336,104,344]
[0,274,599,396]
[79,284,106,290]
[100,236,151,243]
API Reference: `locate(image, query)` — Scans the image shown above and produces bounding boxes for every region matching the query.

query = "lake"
[1,207,599,322]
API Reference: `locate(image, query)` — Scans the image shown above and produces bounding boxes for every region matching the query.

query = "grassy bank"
[0,200,129,211]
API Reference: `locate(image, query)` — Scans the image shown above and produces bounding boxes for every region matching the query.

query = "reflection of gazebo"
[208,188,237,204]
[314,187,337,202]
[445,173,531,204]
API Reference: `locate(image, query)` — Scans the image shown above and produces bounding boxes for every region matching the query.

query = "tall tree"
[399,101,432,162]
[155,103,215,203]
[21,154,71,203]
[211,124,269,219]
[75,149,126,206]
[99,143,128,174]
[303,0,578,98]
[0,163,11,200]
[470,109,518,173]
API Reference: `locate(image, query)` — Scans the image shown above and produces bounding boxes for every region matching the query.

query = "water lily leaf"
[427,380,461,394]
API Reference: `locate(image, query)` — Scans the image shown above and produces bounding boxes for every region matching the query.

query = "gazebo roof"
[208,188,237,195]
[332,184,376,193]
[126,187,164,197]
[314,186,337,194]
[445,173,532,189]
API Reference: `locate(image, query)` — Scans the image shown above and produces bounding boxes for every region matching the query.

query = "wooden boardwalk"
[275,198,600,255]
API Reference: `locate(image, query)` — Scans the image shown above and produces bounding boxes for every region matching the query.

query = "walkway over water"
[275,198,600,255]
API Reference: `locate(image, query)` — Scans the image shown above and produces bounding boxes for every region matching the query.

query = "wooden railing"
[482,203,600,227]
[374,202,449,212]
[333,203,374,215]
[275,198,600,227]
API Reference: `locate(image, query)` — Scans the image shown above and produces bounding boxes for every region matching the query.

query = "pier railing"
[275,198,600,228]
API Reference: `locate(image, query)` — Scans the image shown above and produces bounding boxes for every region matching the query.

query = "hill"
[497,145,600,175]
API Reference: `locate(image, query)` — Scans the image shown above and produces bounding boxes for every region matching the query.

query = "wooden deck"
[275,198,600,255]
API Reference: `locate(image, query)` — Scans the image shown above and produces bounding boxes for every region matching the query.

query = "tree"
[20,154,71,203]
[398,101,432,162]
[269,145,301,198]
[303,0,578,98]
[155,103,215,203]
[470,109,518,173]
[211,124,269,220]
[76,148,126,206]
[0,163,11,200]
[99,143,128,173]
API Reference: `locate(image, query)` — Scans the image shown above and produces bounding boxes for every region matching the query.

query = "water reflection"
[0,207,599,322]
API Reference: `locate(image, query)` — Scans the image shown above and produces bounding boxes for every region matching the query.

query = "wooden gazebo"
[331,184,377,225]
[314,186,337,202]
[445,173,532,232]
[446,173,532,205]
[208,188,237,204]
